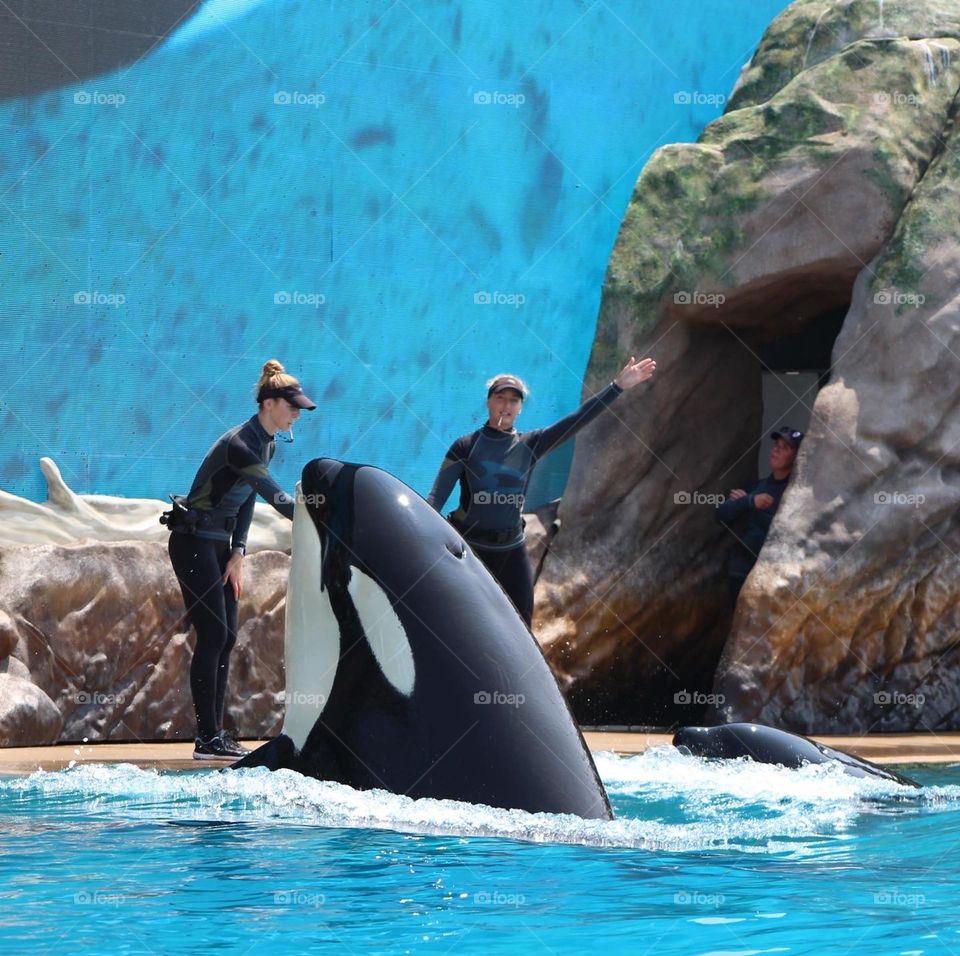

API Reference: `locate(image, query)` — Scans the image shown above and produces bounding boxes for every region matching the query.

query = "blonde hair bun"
[261,359,286,377]
[255,359,299,400]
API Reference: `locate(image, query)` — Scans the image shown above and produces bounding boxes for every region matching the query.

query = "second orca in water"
[673,722,920,787]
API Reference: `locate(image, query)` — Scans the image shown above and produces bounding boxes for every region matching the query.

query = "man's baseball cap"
[487,375,528,399]
[257,383,317,410]
[771,425,804,448]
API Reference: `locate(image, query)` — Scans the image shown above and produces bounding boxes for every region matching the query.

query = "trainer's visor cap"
[487,376,528,399]
[257,384,317,410]
[770,426,803,448]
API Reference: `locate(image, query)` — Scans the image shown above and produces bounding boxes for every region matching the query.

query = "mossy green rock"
[713,89,960,733]
[536,0,960,729]
[591,33,960,388]
[729,0,960,110]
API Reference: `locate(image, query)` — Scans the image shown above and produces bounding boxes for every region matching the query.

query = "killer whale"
[233,458,613,820]
[673,723,920,787]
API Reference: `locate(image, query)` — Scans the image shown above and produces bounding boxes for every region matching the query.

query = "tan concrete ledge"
[1,731,958,775]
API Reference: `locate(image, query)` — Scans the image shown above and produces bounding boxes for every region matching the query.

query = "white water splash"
[4,747,948,854]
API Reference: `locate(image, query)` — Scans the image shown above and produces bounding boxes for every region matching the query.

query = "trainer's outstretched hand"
[614,356,656,390]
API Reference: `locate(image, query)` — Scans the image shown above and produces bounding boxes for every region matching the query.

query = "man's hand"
[729,488,747,500]
[753,493,775,510]
[614,356,656,390]
[223,552,244,599]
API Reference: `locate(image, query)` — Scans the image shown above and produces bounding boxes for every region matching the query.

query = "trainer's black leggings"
[473,543,534,626]
[168,532,237,740]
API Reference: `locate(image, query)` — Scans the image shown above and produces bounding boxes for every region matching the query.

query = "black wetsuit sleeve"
[228,436,296,520]
[232,489,256,554]
[427,436,472,512]
[715,480,759,524]
[526,382,624,458]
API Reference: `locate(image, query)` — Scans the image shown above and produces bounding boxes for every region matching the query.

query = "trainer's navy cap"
[771,425,803,448]
[257,384,317,410]
[487,376,528,399]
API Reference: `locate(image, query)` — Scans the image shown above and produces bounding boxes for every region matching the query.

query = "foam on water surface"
[4,746,953,854]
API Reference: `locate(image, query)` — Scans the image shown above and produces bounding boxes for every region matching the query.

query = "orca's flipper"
[230,733,298,771]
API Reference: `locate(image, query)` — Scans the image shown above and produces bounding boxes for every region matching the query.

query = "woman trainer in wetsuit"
[427,357,656,626]
[166,359,316,760]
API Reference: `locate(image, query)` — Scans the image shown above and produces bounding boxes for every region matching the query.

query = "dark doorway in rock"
[570,304,850,731]
[610,304,850,732]
[680,302,848,729]
[756,305,846,471]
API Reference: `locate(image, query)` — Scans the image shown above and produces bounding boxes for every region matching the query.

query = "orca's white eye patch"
[347,568,416,696]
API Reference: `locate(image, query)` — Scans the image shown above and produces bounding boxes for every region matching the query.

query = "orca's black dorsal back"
[673,723,920,788]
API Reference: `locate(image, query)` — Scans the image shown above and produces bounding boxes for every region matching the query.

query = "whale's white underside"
[281,485,415,750]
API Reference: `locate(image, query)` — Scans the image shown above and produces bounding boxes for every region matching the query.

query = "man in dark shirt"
[715,426,803,602]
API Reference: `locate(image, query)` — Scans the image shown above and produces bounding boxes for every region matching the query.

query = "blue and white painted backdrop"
[0,0,788,503]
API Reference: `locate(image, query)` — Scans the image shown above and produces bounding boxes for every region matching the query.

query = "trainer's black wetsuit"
[715,472,790,601]
[167,415,295,740]
[427,382,623,624]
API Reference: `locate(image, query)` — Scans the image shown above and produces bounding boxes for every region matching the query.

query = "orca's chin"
[671,727,712,757]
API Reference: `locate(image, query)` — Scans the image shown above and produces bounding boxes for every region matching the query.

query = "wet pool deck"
[0,731,958,774]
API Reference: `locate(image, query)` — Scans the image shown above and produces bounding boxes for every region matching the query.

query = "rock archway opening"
[626,302,850,730]
[755,303,847,469]
[676,301,850,729]
[566,298,851,731]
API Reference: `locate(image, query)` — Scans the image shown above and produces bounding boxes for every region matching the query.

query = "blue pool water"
[2,748,959,954]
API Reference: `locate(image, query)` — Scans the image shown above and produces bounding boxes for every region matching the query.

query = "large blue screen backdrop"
[0,0,788,505]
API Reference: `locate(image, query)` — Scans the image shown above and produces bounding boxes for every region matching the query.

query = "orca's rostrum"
[232,458,613,820]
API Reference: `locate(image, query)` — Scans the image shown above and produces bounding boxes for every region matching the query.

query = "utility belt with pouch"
[160,495,236,534]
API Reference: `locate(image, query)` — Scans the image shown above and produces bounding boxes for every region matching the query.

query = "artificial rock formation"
[536,0,960,730]
[0,512,554,746]
[0,541,288,745]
